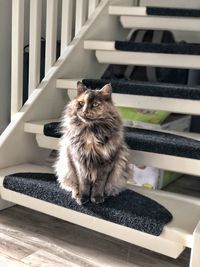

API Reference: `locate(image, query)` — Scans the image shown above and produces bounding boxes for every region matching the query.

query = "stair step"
[42,122,200,160]
[109,6,200,32]
[24,120,200,176]
[25,119,200,141]
[3,173,172,236]
[1,166,200,258]
[84,40,200,69]
[109,6,200,18]
[0,164,54,188]
[115,41,200,55]
[56,78,200,115]
[146,7,200,18]
[24,119,60,135]
[82,79,200,100]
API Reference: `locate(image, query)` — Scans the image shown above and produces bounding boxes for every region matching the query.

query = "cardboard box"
[118,107,191,189]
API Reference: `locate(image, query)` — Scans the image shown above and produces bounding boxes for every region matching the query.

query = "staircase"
[0,1,200,266]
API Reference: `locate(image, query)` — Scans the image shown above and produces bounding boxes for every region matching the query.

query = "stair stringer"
[0,0,131,170]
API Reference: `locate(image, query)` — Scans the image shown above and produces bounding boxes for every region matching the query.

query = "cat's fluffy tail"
[105,143,132,196]
[54,142,79,199]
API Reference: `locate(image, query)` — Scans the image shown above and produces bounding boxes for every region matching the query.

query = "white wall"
[0,0,12,133]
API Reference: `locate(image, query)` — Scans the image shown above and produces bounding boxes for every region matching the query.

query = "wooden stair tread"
[24,119,200,176]
[109,6,200,32]
[0,164,200,258]
[84,40,200,70]
[55,78,200,115]
[109,6,200,18]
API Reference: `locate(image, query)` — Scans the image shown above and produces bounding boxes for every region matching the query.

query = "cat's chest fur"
[68,122,113,166]
[83,131,101,151]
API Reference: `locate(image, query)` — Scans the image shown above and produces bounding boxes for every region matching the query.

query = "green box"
[117,107,170,125]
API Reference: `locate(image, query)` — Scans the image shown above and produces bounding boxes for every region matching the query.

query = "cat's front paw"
[76,195,90,205]
[91,195,104,204]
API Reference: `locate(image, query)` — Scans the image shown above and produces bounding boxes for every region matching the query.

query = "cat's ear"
[100,84,112,100]
[77,81,87,95]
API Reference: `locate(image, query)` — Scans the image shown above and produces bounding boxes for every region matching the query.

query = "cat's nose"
[83,109,88,115]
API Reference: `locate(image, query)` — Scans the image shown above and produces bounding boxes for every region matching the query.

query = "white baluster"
[61,0,73,55]
[88,0,99,17]
[75,0,88,36]
[45,0,58,75]
[29,0,42,95]
[11,0,25,116]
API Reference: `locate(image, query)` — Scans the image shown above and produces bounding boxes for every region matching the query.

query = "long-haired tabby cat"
[54,82,131,205]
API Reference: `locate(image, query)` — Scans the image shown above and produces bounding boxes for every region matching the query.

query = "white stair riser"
[96,50,200,70]
[56,79,200,116]
[108,6,200,32]
[35,134,200,177]
[66,90,200,116]
[121,16,200,32]
[84,40,200,69]
[36,134,59,150]
[130,150,200,177]
[109,6,147,16]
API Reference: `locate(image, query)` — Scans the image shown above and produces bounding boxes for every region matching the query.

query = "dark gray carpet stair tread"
[44,122,61,138]
[115,41,200,55]
[146,7,200,18]
[125,127,200,160]
[82,79,200,100]
[43,123,200,160]
[3,172,172,236]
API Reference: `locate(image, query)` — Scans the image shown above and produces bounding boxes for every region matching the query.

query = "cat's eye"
[92,102,99,107]
[79,101,84,107]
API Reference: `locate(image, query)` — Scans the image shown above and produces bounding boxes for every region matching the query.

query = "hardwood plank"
[0,232,36,260]
[0,206,190,267]
[127,248,190,267]
[22,250,80,267]
[0,254,30,267]
[0,207,101,267]
[0,208,134,267]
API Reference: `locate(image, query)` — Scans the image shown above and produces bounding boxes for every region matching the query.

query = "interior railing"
[11,0,103,116]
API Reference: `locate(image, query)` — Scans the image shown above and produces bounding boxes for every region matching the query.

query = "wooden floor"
[0,205,190,267]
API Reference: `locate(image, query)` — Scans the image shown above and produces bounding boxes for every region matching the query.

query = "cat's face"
[72,82,113,122]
